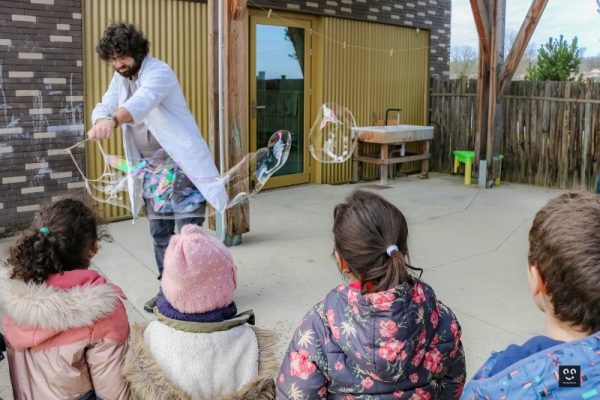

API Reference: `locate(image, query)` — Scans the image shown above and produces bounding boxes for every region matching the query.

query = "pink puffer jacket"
[0,269,130,400]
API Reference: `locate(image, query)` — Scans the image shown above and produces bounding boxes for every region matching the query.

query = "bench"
[352,124,434,185]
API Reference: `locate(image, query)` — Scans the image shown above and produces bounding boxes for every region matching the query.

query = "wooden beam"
[207,0,250,241]
[225,0,250,241]
[581,80,592,186]
[207,0,220,163]
[488,0,505,182]
[498,0,549,96]
[469,0,492,68]
[229,0,241,18]
[474,46,490,164]
[207,0,219,230]
[472,0,493,165]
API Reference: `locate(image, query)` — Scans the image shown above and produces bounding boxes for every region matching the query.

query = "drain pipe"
[216,0,227,242]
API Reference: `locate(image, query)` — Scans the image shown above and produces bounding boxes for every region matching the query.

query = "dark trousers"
[150,213,204,280]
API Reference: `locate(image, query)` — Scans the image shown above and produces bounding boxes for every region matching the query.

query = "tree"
[450,45,478,78]
[526,35,583,81]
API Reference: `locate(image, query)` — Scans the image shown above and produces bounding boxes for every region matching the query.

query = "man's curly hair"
[96,22,149,61]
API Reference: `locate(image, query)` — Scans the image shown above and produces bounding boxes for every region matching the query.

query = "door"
[250,15,311,188]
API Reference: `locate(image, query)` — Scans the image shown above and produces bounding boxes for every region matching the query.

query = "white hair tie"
[386,245,399,256]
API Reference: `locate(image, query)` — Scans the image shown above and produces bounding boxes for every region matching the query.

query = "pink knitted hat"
[162,224,237,313]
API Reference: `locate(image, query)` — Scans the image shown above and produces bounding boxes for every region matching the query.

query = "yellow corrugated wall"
[82,0,208,220]
[318,17,430,184]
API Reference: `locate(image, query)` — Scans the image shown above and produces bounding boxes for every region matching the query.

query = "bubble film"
[66,130,292,219]
[66,140,134,213]
[224,129,292,209]
[309,103,357,163]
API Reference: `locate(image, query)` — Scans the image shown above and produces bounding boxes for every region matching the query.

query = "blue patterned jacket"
[461,333,600,400]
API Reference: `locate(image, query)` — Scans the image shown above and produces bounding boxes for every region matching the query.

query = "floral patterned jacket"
[276,280,466,400]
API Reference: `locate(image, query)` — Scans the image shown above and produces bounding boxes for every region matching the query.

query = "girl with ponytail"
[276,190,466,400]
[0,198,130,400]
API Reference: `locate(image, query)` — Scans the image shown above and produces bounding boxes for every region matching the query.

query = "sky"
[256,25,304,80]
[451,0,600,57]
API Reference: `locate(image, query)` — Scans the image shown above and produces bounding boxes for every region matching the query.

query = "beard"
[116,58,142,78]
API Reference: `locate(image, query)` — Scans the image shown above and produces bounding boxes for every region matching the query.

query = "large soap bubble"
[66,130,292,219]
[213,129,292,210]
[309,103,357,163]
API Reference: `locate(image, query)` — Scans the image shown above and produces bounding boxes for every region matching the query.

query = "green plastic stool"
[453,150,504,186]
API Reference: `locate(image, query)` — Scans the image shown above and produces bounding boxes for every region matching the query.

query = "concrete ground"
[0,173,564,398]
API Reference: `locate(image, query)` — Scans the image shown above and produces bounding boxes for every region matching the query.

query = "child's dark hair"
[333,190,422,293]
[529,191,600,333]
[96,22,149,62]
[6,198,110,284]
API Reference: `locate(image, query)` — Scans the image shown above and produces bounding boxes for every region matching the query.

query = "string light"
[247,0,448,56]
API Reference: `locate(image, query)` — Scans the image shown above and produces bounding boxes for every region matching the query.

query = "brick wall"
[249,0,451,78]
[0,0,84,236]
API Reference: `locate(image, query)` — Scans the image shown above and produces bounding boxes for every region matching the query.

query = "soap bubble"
[204,129,292,211]
[66,130,292,219]
[65,140,134,213]
[309,103,357,163]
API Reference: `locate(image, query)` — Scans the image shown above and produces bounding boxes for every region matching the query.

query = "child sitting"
[462,192,600,399]
[124,224,278,399]
[276,190,466,399]
[0,198,130,399]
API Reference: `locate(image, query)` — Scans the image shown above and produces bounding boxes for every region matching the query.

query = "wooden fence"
[430,78,600,190]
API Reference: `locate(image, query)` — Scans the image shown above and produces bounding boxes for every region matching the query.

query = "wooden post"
[489,0,505,183]
[225,0,250,244]
[470,0,547,186]
[559,83,570,188]
[581,80,592,186]
[207,0,219,230]
[207,0,250,244]
[470,0,491,166]
[469,0,492,69]
[475,45,490,165]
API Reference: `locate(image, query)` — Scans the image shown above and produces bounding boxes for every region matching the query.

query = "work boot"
[144,293,160,313]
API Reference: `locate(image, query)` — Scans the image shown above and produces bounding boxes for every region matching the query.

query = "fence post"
[581,80,592,188]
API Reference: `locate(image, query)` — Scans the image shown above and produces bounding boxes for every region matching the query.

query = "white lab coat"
[91,56,227,216]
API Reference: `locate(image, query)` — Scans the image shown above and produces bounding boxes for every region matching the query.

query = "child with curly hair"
[0,198,130,400]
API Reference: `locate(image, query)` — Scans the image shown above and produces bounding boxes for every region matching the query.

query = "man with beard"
[88,23,227,313]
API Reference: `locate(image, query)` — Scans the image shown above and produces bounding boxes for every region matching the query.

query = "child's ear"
[88,240,99,258]
[527,264,546,296]
[335,251,348,273]
[335,251,359,282]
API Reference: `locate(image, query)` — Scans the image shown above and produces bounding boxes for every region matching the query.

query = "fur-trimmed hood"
[124,323,278,400]
[0,268,127,351]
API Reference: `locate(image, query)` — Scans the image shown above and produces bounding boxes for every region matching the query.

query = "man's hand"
[87,118,116,140]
